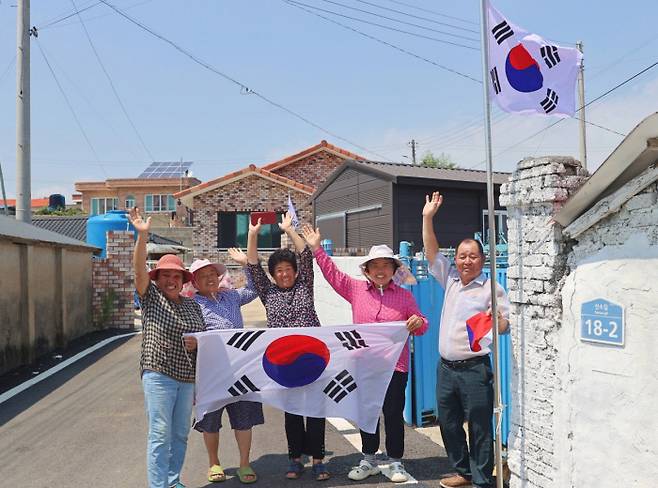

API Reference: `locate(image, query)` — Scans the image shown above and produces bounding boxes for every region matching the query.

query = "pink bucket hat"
[148,254,193,283]
[189,259,227,278]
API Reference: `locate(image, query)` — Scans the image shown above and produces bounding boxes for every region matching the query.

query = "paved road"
[0,336,454,487]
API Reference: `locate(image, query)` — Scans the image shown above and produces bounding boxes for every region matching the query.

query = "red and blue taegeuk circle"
[262,335,330,388]
[505,43,543,93]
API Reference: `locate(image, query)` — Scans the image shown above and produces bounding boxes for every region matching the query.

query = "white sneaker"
[388,461,409,483]
[348,459,380,481]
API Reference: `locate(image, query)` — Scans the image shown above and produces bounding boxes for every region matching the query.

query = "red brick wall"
[92,231,134,329]
[191,174,312,263]
[270,150,348,189]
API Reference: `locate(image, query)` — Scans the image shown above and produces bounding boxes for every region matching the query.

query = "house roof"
[261,140,365,172]
[0,198,50,209]
[0,215,100,252]
[31,215,182,245]
[174,164,315,207]
[75,176,201,191]
[554,112,658,228]
[313,160,511,197]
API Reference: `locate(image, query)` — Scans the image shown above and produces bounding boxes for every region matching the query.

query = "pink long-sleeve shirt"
[314,247,428,373]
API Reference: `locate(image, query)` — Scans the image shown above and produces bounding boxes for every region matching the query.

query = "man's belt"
[441,355,489,369]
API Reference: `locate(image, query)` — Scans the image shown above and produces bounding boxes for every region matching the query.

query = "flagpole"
[479,2,505,488]
[577,40,587,170]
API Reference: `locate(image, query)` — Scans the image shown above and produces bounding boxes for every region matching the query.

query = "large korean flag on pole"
[486,1,582,117]
[189,323,409,434]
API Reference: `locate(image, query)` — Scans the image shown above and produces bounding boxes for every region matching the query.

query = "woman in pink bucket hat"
[129,207,205,488]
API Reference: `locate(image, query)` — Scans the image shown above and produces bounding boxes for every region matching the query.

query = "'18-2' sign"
[580,299,624,347]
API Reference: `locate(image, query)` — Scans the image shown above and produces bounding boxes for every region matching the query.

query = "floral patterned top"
[247,247,321,328]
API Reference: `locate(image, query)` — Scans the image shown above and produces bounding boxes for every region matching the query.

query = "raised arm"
[227,247,258,304]
[128,207,151,297]
[422,191,443,265]
[246,218,261,265]
[279,211,306,253]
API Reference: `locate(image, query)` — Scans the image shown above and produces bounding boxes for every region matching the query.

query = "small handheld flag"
[287,194,300,229]
[466,312,493,352]
[486,0,582,117]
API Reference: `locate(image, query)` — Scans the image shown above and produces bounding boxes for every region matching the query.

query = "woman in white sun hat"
[301,227,428,484]
[185,252,263,484]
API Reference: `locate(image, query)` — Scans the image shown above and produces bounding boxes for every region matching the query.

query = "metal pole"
[16,0,31,223]
[577,41,587,170]
[479,2,505,487]
[0,161,9,215]
[411,139,417,165]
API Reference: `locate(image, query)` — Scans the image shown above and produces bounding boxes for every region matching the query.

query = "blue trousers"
[142,370,195,488]
[436,357,494,488]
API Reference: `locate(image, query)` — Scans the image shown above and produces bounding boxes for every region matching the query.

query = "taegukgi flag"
[189,323,409,433]
[486,0,582,117]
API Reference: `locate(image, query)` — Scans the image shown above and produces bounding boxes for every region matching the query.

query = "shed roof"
[0,215,99,252]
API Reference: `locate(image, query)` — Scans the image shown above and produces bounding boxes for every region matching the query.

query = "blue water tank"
[48,194,65,210]
[320,239,333,256]
[86,210,136,258]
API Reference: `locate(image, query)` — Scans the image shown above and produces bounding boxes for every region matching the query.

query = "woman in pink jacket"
[301,226,428,484]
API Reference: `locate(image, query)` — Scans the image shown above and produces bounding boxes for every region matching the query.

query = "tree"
[421,151,457,169]
[35,206,86,216]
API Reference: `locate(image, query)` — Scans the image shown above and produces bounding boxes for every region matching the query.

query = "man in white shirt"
[422,192,510,488]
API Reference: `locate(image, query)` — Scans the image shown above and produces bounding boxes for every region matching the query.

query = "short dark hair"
[456,238,485,258]
[268,249,298,276]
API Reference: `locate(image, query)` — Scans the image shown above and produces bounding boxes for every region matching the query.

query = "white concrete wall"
[313,256,364,325]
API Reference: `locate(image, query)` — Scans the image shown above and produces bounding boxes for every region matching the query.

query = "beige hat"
[358,245,403,271]
[189,258,227,278]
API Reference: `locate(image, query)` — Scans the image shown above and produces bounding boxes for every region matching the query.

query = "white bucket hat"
[358,245,403,271]
[189,258,227,278]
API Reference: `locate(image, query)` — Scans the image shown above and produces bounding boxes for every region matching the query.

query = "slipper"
[237,466,258,484]
[286,460,304,480]
[312,462,330,481]
[208,464,226,483]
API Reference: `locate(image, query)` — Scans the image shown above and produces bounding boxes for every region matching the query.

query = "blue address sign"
[580,299,624,346]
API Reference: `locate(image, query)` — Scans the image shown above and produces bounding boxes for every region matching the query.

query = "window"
[125,195,135,209]
[217,212,282,248]
[145,194,176,212]
[90,197,118,215]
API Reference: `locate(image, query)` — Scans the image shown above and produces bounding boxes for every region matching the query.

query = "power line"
[69,0,155,161]
[36,39,101,162]
[38,0,153,31]
[353,0,478,33]
[39,0,100,29]
[286,0,479,51]
[316,0,479,40]
[383,0,477,26]
[96,0,392,162]
[0,55,16,84]
[283,0,481,83]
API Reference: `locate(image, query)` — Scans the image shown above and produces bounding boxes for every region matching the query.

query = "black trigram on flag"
[228,375,260,397]
[540,45,561,68]
[540,88,559,113]
[335,330,369,350]
[490,67,502,94]
[491,20,514,44]
[227,330,265,351]
[324,369,357,403]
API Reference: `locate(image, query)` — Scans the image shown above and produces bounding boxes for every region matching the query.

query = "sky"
[0,0,657,200]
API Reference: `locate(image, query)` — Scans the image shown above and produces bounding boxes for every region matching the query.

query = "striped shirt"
[194,268,258,330]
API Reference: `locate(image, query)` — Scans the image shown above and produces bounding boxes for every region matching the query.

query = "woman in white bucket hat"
[301,227,428,484]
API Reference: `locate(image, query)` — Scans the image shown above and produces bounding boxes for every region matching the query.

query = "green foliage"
[421,151,457,169]
[96,288,117,329]
[35,206,86,216]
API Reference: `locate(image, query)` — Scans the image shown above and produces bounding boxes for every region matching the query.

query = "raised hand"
[249,217,262,235]
[301,225,322,251]
[422,191,443,217]
[228,247,248,266]
[128,207,151,234]
[278,211,293,233]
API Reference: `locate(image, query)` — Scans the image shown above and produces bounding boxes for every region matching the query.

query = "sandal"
[208,464,226,483]
[312,462,330,481]
[237,466,258,484]
[286,460,304,480]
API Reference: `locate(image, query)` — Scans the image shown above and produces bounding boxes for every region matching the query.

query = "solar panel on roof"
[138,161,192,178]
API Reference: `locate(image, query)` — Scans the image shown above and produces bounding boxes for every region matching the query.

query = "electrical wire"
[286,0,479,51]
[315,0,479,41]
[36,39,101,162]
[96,0,392,162]
[283,0,481,83]
[383,0,477,26]
[0,55,16,84]
[69,0,155,161]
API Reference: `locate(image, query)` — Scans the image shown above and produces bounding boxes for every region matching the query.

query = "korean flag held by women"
[189,323,409,434]
[486,0,582,117]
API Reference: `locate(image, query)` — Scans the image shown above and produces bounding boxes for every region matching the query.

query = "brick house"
[74,175,201,227]
[174,140,363,262]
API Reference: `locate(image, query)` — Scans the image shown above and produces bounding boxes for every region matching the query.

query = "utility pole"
[577,41,587,170]
[409,139,417,165]
[16,0,31,223]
